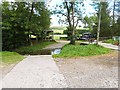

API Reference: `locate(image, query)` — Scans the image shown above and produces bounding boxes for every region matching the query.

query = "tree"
[25,2,51,45]
[100,2,111,37]
[91,1,111,44]
[110,1,120,36]
[53,1,84,45]
[96,3,102,44]
[83,15,97,31]
[2,2,51,51]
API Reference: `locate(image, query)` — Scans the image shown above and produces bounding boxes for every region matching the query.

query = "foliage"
[83,15,97,31]
[53,1,84,45]
[109,1,120,37]
[1,51,24,64]
[15,41,56,55]
[2,2,51,51]
[53,44,111,58]
[91,2,111,37]
[100,2,111,37]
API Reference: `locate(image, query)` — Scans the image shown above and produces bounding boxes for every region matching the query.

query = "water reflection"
[39,48,61,55]
[51,48,61,55]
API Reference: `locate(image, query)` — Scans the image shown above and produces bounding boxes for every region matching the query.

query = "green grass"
[53,44,111,58]
[15,41,56,55]
[103,39,113,43]
[0,51,24,65]
[103,39,119,45]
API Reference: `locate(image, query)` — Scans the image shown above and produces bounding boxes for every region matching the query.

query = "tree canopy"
[2,2,51,51]
[53,1,85,44]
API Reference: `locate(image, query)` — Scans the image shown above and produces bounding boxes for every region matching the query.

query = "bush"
[2,29,29,51]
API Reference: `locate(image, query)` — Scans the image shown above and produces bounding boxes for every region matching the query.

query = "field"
[51,26,90,40]
[53,35,67,40]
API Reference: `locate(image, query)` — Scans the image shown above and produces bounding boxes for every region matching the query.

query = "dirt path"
[55,51,118,88]
[43,40,69,49]
[99,42,119,51]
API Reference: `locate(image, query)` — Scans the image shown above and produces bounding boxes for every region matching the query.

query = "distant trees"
[110,1,120,36]
[83,15,97,31]
[91,1,120,39]
[91,2,111,41]
[2,2,51,51]
[99,2,111,37]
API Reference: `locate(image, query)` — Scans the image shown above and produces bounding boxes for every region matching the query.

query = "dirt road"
[55,51,118,88]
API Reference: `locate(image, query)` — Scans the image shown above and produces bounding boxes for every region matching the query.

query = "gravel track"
[55,51,118,88]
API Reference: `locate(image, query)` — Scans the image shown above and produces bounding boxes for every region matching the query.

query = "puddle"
[51,48,61,55]
[39,48,62,55]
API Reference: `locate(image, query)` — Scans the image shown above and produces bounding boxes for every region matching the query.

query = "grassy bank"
[1,51,24,65]
[15,41,56,55]
[53,44,111,58]
[103,39,119,45]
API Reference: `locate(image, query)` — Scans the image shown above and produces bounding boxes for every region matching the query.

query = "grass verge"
[1,51,24,65]
[103,39,119,45]
[53,44,111,58]
[15,41,56,55]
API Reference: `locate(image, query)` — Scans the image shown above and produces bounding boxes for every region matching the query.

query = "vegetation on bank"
[103,39,119,45]
[2,2,51,51]
[53,44,111,58]
[1,51,24,65]
[15,41,56,55]
[1,41,56,65]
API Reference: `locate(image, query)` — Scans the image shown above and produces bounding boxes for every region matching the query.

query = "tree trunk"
[96,3,102,45]
[70,2,75,45]
[111,0,115,37]
[113,0,115,25]
[70,27,75,45]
